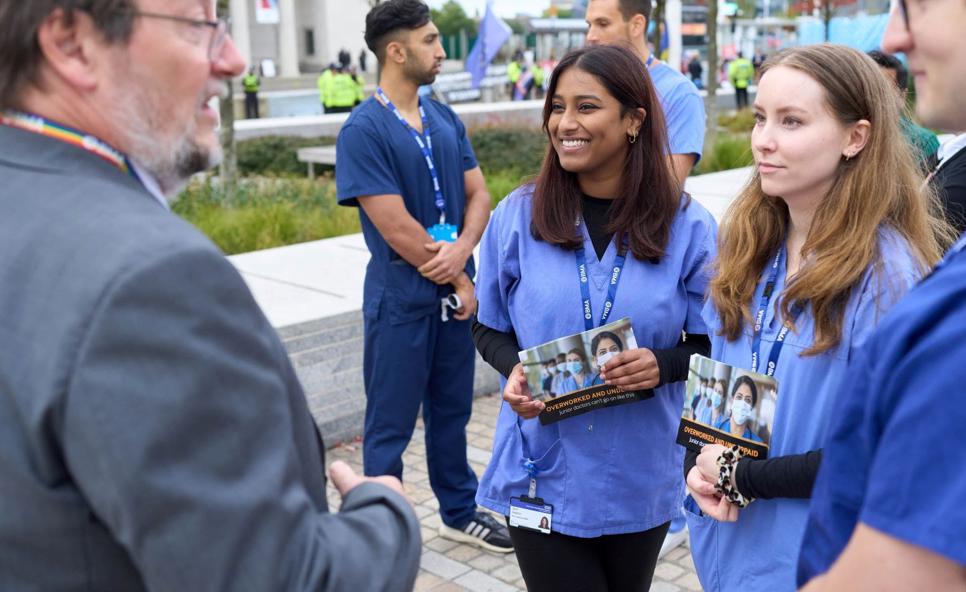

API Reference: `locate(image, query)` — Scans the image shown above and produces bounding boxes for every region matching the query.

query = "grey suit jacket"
[0,125,420,591]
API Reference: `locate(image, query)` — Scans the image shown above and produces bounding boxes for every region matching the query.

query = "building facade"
[230,0,373,77]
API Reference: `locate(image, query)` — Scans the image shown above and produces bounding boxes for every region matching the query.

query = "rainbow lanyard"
[0,110,137,179]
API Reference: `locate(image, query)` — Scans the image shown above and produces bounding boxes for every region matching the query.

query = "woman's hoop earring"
[628,132,638,144]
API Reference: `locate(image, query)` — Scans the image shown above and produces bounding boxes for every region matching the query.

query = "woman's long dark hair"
[531,44,683,262]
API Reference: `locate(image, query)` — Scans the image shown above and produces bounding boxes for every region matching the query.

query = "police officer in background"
[317,62,337,114]
[242,65,260,119]
[728,51,754,110]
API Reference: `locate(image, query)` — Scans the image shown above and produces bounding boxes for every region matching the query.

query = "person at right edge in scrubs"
[472,44,717,591]
[682,44,952,592]
[798,0,966,589]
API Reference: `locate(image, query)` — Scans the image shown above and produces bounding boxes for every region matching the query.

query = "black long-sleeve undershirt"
[683,448,823,500]
[472,321,711,385]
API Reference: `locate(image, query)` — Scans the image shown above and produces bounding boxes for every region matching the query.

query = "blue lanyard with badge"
[375,87,458,243]
[750,245,805,377]
[508,226,629,535]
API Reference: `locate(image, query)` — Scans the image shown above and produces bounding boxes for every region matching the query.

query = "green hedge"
[237,135,336,176]
[718,109,757,134]
[173,177,359,255]
[179,127,750,254]
[469,126,548,179]
[697,133,754,174]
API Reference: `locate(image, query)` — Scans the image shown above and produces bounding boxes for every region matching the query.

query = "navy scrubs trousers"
[362,300,478,529]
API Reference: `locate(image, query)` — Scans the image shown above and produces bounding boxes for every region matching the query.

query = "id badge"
[509,496,553,534]
[427,223,458,243]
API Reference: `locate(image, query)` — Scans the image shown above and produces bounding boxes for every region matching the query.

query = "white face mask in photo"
[731,399,755,425]
[596,350,618,368]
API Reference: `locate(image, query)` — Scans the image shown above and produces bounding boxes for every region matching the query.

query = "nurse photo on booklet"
[677,355,777,459]
[470,44,717,592]
[516,318,646,424]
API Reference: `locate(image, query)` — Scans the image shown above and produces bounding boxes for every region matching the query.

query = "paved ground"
[325,393,703,592]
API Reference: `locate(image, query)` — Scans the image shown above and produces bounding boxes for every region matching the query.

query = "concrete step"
[279,313,501,447]
[281,311,364,356]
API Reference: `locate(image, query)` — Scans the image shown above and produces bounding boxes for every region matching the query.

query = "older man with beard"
[0,1,421,590]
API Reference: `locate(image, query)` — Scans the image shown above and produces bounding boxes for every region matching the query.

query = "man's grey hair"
[0,1,137,108]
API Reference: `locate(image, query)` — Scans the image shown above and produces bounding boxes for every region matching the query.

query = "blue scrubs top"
[650,61,706,162]
[686,228,923,592]
[475,185,717,537]
[798,238,966,585]
[714,415,763,442]
[559,373,594,392]
[336,97,478,322]
[696,403,719,427]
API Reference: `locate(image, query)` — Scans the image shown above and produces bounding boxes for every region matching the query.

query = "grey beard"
[111,87,222,198]
[125,116,221,198]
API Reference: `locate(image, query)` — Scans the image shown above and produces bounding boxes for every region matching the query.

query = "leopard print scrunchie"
[715,445,754,508]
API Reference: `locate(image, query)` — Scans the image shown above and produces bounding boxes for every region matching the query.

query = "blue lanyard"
[750,245,805,376]
[575,227,628,332]
[645,54,656,69]
[375,87,447,224]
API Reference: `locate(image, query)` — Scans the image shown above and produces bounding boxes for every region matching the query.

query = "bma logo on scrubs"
[611,266,620,284]
[602,301,612,316]
[579,264,588,284]
[584,301,593,320]
[754,309,765,331]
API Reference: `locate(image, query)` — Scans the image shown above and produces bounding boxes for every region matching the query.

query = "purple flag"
[466,4,511,89]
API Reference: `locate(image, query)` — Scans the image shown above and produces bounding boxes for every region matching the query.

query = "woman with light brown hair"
[682,43,952,592]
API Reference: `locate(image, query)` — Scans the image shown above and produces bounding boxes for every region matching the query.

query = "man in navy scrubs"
[336,0,512,552]
[797,0,966,588]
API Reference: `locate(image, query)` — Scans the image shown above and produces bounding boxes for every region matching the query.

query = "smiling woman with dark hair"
[471,44,717,591]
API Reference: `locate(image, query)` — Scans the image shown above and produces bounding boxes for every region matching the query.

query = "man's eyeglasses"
[125,11,230,60]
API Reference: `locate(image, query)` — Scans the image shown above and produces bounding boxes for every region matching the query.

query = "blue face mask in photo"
[711,392,723,408]
[556,363,567,373]
[567,361,583,375]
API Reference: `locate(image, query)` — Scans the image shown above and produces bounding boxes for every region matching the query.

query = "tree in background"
[650,0,666,56]
[431,1,478,37]
[217,0,237,191]
[704,0,720,155]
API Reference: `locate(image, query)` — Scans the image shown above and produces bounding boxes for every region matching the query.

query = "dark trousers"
[735,87,749,109]
[244,92,259,119]
[362,303,478,529]
[507,520,671,592]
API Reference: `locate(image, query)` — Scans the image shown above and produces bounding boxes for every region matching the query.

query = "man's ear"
[384,38,407,66]
[628,14,648,40]
[36,8,109,93]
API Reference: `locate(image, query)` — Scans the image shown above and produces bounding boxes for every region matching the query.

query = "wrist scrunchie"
[714,445,754,508]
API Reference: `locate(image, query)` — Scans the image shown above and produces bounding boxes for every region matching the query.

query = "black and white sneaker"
[438,511,514,553]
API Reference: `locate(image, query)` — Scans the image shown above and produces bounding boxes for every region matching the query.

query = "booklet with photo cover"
[676,354,779,459]
[518,317,653,425]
